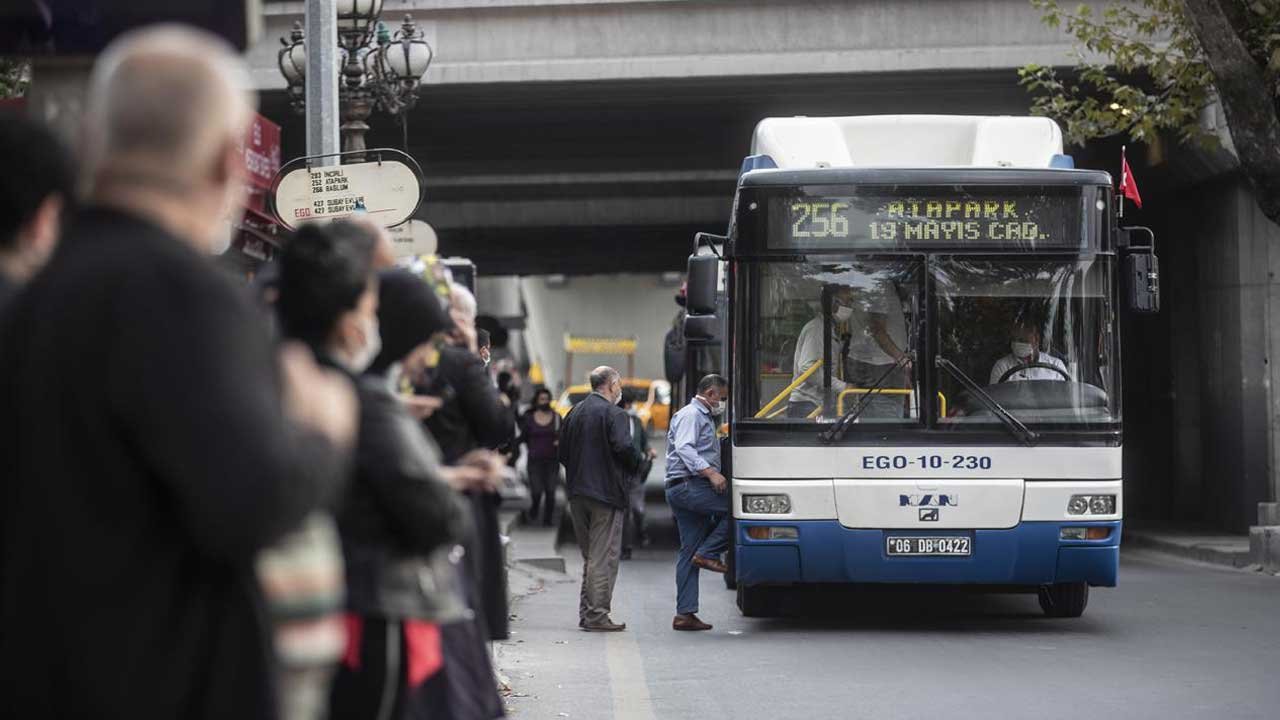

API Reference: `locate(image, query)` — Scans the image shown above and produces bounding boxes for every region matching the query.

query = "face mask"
[348,314,382,373]
[834,304,853,322]
[536,400,551,410]
[709,400,726,417]
[1011,341,1034,360]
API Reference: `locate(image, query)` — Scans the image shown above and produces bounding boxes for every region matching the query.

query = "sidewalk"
[1123,527,1258,570]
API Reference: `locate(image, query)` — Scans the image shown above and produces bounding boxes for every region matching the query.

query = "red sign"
[242,113,281,216]
[243,113,281,192]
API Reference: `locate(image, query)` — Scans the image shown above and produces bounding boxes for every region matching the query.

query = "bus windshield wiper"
[819,354,911,444]
[935,357,1038,446]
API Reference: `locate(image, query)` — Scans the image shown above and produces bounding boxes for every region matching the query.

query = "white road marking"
[605,631,658,720]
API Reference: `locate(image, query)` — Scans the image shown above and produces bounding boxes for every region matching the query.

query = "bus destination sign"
[769,191,1081,249]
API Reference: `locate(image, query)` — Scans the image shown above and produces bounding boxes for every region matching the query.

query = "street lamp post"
[278,5,433,159]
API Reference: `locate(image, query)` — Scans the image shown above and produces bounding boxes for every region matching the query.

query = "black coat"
[558,393,643,509]
[420,344,515,640]
[338,371,471,622]
[422,345,514,463]
[0,207,347,719]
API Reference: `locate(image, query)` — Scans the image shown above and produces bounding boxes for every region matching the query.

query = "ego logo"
[899,494,958,507]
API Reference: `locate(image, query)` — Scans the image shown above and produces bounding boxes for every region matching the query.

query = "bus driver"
[989,320,1069,384]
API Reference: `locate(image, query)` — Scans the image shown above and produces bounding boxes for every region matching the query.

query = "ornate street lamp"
[278,7,432,157]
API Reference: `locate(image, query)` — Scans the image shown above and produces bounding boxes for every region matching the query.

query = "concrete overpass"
[247,0,1100,274]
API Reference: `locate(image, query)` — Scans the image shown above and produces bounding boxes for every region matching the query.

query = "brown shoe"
[692,555,728,574]
[582,618,627,632]
[672,613,713,631]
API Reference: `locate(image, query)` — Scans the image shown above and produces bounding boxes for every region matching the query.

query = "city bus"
[683,116,1159,618]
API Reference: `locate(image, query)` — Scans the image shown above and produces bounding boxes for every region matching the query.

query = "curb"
[1124,530,1255,569]
[502,510,568,574]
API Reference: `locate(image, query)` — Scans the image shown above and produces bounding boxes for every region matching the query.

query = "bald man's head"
[84,26,255,251]
[87,25,254,181]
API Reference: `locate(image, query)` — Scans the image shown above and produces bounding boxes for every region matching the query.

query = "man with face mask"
[989,320,1070,384]
[664,374,730,632]
[787,285,856,418]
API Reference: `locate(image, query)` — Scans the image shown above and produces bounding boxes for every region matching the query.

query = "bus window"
[745,259,923,424]
[932,256,1118,428]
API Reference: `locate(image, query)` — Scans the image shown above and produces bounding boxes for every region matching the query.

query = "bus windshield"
[741,255,1118,432]
[933,255,1118,428]
[745,258,923,425]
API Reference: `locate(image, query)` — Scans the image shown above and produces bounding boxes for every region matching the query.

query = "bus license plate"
[886,536,971,556]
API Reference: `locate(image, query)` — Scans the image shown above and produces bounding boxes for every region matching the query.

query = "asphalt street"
[497,487,1280,720]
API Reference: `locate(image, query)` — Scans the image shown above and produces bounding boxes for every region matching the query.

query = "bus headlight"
[1089,495,1116,514]
[742,494,791,514]
[1066,494,1116,515]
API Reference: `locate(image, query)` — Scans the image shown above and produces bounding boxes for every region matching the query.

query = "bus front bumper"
[735,520,1120,587]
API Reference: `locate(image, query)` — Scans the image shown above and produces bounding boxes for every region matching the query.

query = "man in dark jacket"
[0,27,356,719]
[558,365,642,631]
[0,114,73,313]
[421,282,516,641]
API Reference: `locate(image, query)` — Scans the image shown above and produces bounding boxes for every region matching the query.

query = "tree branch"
[1183,0,1280,224]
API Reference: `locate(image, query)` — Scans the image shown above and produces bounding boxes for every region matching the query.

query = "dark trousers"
[526,458,559,526]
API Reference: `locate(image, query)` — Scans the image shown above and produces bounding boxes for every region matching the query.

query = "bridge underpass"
[242,0,1280,533]
[261,69,1047,274]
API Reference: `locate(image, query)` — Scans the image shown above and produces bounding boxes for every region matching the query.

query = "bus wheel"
[1037,582,1089,618]
[737,585,781,618]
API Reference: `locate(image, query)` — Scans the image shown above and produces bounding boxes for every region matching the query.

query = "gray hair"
[449,283,477,320]
[589,365,620,391]
[84,24,255,187]
[696,374,728,395]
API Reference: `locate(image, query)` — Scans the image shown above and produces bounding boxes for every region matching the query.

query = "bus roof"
[738,166,1113,189]
[749,115,1069,171]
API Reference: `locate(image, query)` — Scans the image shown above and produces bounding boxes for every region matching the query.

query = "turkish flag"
[1120,147,1143,209]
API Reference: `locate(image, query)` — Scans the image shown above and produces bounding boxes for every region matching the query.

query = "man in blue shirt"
[664,374,730,631]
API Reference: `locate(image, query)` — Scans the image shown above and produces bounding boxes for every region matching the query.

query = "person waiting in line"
[0,27,358,718]
[0,114,74,313]
[989,319,1070,384]
[517,386,563,527]
[665,374,731,632]
[477,327,492,368]
[558,366,643,632]
[419,282,516,642]
[278,227,502,719]
[620,388,657,560]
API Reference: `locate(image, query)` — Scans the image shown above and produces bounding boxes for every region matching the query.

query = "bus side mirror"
[1118,226,1159,314]
[687,254,718,315]
[1126,251,1160,314]
[684,313,718,341]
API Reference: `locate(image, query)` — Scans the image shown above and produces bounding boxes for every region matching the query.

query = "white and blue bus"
[683,116,1159,618]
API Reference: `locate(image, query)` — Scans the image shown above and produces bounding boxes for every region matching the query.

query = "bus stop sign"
[270,149,424,230]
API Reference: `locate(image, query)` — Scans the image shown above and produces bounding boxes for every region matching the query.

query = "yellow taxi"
[554,378,672,433]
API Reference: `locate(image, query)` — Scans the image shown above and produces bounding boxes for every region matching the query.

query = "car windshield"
[933,255,1118,428]
[567,391,589,405]
[743,258,923,426]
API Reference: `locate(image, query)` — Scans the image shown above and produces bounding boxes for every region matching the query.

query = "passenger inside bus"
[786,279,911,419]
[988,319,1070,385]
[786,284,853,418]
